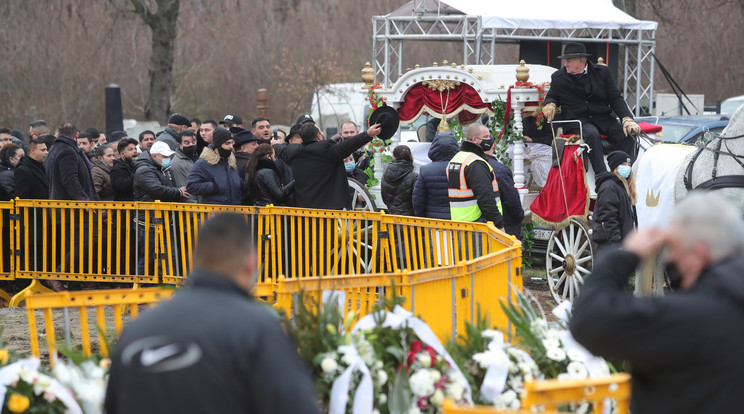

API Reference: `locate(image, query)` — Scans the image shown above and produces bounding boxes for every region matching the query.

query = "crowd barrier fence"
[3,199,521,341]
[24,287,175,364]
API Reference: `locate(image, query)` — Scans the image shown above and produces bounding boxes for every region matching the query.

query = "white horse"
[634,104,744,294]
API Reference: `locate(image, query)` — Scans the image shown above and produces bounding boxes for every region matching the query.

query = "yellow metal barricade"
[8,199,522,344]
[442,374,631,414]
[521,373,631,414]
[0,201,15,304]
[25,287,175,364]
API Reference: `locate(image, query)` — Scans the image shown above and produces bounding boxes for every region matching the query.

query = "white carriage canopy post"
[371,0,658,116]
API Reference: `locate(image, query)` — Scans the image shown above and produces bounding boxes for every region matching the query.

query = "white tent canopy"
[373,0,657,115]
[439,0,657,31]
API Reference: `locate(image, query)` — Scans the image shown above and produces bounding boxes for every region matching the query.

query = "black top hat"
[557,42,592,59]
[368,106,400,141]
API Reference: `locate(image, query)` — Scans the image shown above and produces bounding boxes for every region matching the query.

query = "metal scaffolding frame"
[372,1,656,115]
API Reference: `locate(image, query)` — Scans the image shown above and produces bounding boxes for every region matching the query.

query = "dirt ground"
[0,305,133,363]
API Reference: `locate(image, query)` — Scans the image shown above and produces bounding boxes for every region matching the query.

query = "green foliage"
[488,100,523,169]
[446,118,465,142]
[283,291,347,373]
[445,309,492,402]
[521,223,535,268]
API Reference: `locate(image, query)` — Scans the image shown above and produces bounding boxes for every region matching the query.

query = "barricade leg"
[9,279,54,307]
[0,288,9,305]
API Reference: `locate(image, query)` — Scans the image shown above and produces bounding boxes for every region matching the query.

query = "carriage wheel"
[545,218,594,303]
[347,178,377,212]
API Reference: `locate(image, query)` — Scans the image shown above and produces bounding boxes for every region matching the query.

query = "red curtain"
[397,83,491,123]
[531,145,589,226]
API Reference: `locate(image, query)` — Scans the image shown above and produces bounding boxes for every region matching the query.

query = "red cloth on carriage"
[530,144,590,229]
[397,83,492,124]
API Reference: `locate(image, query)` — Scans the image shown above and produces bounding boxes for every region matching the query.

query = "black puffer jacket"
[591,173,636,244]
[381,160,417,216]
[412,133,459,219]
[133,154,184,203]
[249,158,295,206]
[0,162,15,201]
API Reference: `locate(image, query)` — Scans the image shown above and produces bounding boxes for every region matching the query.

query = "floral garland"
[367,82,391,154]
[514,80,550,130]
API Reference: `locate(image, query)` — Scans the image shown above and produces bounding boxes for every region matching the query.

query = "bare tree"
[124,0,181,123]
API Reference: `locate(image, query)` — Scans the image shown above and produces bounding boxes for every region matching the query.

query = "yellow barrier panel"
[24,287,175,364]
[442,374,631,413]
[522,373,631,414]
[7,199,521,342]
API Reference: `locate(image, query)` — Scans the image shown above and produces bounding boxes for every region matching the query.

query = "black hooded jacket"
[381,159,418,216]
[571,251,744,414]
[412,133,459,219]
[591,173,636,244]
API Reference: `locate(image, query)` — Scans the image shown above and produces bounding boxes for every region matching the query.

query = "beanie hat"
[211,127,232,149]
[607,150,631,172]
[168,113,191,127]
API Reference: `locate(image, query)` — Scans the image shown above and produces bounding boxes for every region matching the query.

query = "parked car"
[721,95,744,115]
[642,115,730,146]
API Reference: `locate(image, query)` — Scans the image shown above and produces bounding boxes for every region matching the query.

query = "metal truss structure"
[372,0,656,115]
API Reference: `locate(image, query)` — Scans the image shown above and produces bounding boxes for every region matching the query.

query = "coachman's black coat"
[544,61,633,132]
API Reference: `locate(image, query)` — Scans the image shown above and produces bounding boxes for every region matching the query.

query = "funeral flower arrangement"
[0,334,109,414]
[284,292,471,414]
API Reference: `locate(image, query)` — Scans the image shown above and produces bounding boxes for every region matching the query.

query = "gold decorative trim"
[422,79,461,92]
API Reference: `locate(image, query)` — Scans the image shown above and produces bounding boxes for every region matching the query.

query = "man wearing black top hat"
[542,42,641,177]
[274,107,393,210]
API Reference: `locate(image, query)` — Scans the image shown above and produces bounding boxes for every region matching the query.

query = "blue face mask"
[344,161,355,173]
[160,157,172,169]
[617,165,631,179]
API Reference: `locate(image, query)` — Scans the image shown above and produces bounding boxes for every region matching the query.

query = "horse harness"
[684,132,744,191]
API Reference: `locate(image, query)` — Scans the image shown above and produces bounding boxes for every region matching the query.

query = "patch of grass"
[523,266,546,280]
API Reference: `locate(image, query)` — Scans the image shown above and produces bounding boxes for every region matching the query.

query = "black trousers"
[580,122,635,176]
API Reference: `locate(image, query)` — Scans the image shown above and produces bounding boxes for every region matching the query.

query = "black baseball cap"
[296,114,314,125]
[220,114,243,125]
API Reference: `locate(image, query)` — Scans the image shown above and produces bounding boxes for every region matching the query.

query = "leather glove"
[542,103,557,122]
[622,117,641,136]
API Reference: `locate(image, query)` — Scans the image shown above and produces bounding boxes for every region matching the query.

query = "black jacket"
[133,153,183,203]
[522,115,553,146]
[105,270,321,414]
[110,158,136,201]
[249,158,295,206]
[186,148,242,206]
[412,133,459,219]
[0,162,15,201]
[45,135,96,200]
[544,61,633,133]
[14,156,48,199]
[485,155,524,238]
[381,159,417,216]
[235,151,251,181]
[275,132,373,210]
[591,174,636,244]
[450,141,503,228]
[571,251,744,414]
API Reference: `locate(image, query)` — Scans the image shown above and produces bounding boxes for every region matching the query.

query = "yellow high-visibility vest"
[446,151,500,222]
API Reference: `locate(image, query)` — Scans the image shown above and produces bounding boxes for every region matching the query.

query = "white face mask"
[617,165,631,179]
